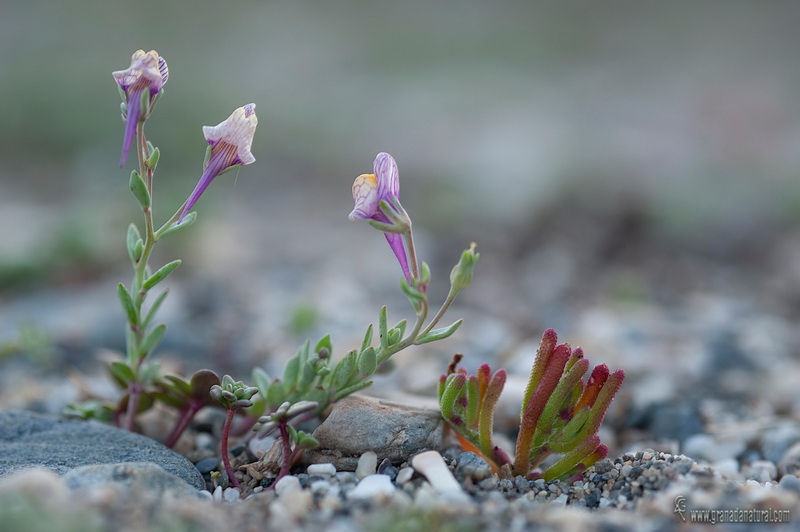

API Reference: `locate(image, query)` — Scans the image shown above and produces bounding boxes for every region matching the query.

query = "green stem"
[419,289,457,338]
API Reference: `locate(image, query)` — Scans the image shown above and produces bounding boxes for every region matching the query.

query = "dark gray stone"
[0,411,204,490]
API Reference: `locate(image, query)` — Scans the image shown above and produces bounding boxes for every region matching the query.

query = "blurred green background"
[3,0,800,370]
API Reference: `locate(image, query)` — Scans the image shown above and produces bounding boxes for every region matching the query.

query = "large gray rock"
[0,411,204,490]
[304,394,443,470]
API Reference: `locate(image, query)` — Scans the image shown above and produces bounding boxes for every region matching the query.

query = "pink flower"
[349,152,410,281]
[113,50,169,167]
[179,104,258,222]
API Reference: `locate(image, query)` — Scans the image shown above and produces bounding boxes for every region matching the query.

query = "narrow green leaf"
[333,379,372,401]
[157,211,196,239]
[415,319,463,345]
[282,356,301,389]
[146,147,160,171]
[298,362,316,390]
[400,278,425,302]
[129,170,150,208]
[252,367,272,395]
[142,289,169,329]
[139,323,167,356]
[143,260,181,291]
[391,320,407,340]
[127,224,142,264]
[297,339,311,366]
[387,328,401,346]
[266,379,285,409]
[331,350,357,390]
[117,283,138,325]
[357,346,377,378]
[139,361,161,385]
[378,306,388,350]
[360,324,374,352]
[109,361,136,386]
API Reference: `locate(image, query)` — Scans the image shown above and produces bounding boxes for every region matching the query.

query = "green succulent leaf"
[117,283,138,325]
[126,224,142,264]
[143,260,181,290]
[141,289,169,329]
[109,361,136,387]
[378,306,388,350]
[138,323,167,357]
[282,356,301,389]
[415,319,463,345]
[361,324,374,353]
[157,211,196,239]
[331,350,358,390]
[357,346,377,378]
[333,379,372,401]
[129,169,151,208]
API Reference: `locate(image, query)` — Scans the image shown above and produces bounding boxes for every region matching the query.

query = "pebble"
[411,451,463,495]
[455,451,492,482]
[778,441,800,477]
[307,463,336,477]
[355,452,377,479]
[395,467,414,484]
[194,457,221,475]
[349,474,395,500]
[223,487,241,502]
[274,475,302,497]
[742,460,777,482]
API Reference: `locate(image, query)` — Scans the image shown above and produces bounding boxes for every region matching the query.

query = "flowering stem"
[419,290,458,338]
[221,408,242,490]
[402,224,420,282]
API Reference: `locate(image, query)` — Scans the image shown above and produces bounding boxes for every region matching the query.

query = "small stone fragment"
[356,452,378,479]
[349,474,396,500]
[411,451,463,494]
[307,463,336,477]
[274,475,302,497]
[395,467,414,485]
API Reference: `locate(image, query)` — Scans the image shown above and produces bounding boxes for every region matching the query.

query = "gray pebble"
[455,452,492,482]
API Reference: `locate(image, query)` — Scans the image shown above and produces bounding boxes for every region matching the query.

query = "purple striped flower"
[113,50,169,167]
[179,104,258,222]
[349,152,411,281]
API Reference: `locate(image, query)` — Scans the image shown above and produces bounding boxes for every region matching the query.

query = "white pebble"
[223,487,241,502]
[395,467,414,484]
[349,474,396,500]
[552,493,568,506]
[307,463,337,477]
[411,451,463,494]
[212,485,223,502]
[275,475,302,497]
[356,452,378,479]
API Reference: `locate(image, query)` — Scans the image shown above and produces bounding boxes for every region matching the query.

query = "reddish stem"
[221,409,242,490]
[124,382,142,431]
[163,399,203,448]
[276,421,293,482]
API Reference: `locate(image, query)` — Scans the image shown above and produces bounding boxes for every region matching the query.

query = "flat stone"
[0,411,204,490]
[304,394,443,470]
